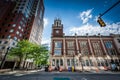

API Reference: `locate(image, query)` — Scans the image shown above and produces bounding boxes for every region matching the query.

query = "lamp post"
[0,47,10,69]
[73,53,76,72]
[78,53,83,72]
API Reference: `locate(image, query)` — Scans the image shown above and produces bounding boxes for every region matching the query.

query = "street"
[0,70,120,80]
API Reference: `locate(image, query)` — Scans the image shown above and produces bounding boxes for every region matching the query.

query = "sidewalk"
[89,70,120,74]
[0,69,120,75]
[0,69,44,75]
[0,69,11,73]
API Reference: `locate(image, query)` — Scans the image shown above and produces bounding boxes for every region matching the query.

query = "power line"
[99,0,120,17]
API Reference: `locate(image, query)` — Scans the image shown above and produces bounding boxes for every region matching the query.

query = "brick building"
[50,18,120,71]
[0,0,44,68]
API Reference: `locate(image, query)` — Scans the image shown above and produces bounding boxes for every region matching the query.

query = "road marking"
[81,77,87,80]
[53,77,70,80]
[14,73,25,76]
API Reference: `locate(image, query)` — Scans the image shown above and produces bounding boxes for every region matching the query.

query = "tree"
[28,45,49,68]
[8,40,49,69]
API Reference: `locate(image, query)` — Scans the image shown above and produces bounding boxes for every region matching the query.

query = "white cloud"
[44,18,49,28]
[94,16,99,22]
[78,9,93,24]
[41,38,50,45]
[67,22,120,36]
[41,38,50,50]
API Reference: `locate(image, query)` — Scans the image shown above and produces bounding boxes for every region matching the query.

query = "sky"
[42,0,120,45]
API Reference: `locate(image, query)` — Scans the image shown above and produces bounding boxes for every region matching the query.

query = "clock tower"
[52,18,64,37]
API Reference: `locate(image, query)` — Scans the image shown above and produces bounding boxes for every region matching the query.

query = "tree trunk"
[12,61,17,71]
[19,56,24,69]
[23,54,28,69]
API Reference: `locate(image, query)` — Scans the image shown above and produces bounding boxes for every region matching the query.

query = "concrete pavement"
[0,70,120,80]
[0,69,120,75]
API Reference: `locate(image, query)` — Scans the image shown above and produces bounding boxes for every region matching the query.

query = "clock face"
[56,30,59,33]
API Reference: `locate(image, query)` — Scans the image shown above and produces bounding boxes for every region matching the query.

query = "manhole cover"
[53,77,70,80]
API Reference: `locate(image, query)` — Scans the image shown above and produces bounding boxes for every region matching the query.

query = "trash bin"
[72,66,74,72]
[68,67,72,72]
[45,66,48,72]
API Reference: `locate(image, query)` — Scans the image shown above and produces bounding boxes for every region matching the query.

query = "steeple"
[53,18,62,27]
[51,18,64,37]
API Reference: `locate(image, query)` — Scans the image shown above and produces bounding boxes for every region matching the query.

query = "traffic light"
[97,17,106,27]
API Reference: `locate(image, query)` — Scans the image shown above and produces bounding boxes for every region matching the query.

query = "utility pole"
[0,47,9,69]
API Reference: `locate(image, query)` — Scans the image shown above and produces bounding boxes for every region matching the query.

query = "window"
[7,13,10,16]
[18,26,21,29]
[2,35,4,38]
[2,23,5,26]
[8,24,11,27]
[4,41,8,44]
[54,41,62,55]
[56,59,59,66]
[21,29,24,32]
[11,19,13,22]
[5,18,7,21]
[5,29,8,32]
[2,46,5,49]
[14,10,17,13]
[92,41,103,56]
[82,60,85,66]
[104,41,117,55]
[89,59,93,66]
[12,42,15,45]
[0,41,2,44]
[20,7,23,9]
[52,59,55,66]
[20,34,22,37]
[17,3,20,6]
[67,41,75,55]
[79,41,89,55]
[76,59,78,66]
[97,59,101,66]
[20,21,23,25]
[16,7,19,9]
[16,31,19,35]
[67,50,75,55]
[86,60,89,66]
[105,60,108,66]
[12,24,16,27]
[60,59,63,66]
[14,37,17,41]
[7,35,11,39]
[117,39,120,43]
[54,41,62,48]
[23,24,25,27]
[71,59,74,66]
[67,59,70,66]
[54,50,61,55]
[10,29,14,32]
[67,41,74,49]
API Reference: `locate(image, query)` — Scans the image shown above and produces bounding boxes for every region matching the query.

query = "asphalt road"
[0,71,120,80]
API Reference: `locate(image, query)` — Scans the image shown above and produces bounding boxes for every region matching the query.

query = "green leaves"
[8,40,49,67]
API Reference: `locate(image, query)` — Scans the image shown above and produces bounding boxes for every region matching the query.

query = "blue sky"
[42,0,120,44]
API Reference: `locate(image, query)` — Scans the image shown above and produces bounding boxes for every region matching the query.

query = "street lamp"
[78,53,83,72]
[0,47,10,69]
[73,53,76,72]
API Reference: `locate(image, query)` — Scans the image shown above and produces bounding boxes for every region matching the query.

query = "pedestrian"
[111,63,116,71]
[57,65,59,71]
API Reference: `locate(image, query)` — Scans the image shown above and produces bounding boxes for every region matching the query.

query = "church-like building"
[49,18,120,71]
